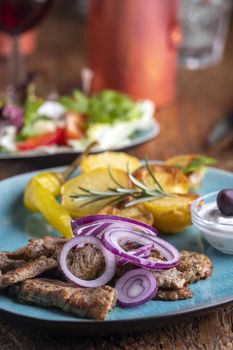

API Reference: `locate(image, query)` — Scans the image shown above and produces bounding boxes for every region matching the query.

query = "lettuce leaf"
[88,90,141,124]
[59,90,89,114]
[59,89,142,124]
[18,83,45,139]
[183,156,216,174]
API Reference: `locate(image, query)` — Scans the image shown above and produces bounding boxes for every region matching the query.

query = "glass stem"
[8,35,26,89]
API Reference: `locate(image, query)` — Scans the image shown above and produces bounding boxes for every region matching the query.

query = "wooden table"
[0,4,233,350]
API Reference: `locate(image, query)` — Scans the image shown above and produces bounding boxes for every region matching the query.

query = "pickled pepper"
[27,178,73,239]
[23,141,98,239]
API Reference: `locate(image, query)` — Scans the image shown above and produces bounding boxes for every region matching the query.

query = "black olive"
[217,189,233,216]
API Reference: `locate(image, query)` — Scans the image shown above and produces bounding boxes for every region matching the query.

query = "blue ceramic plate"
[0,166,233,335]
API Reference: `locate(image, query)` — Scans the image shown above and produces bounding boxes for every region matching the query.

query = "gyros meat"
[10,278,117,320]
[156,287,194,301]
[0,236,213,319]
[0,253,25,274]
[0,256,57,289]
[153,268,186,290]
[6,236,67,260]
[67,244,105,280]
[177,250,213,284]
[116,263,186,290]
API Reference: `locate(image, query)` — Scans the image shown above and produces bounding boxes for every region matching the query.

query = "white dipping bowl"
[191,191,233,254]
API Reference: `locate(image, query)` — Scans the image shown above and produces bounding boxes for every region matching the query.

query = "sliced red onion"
[71,221,103,236]
[115,269,158,307]
[101,229,179,270]
[71,215,158,235]
[59,236,116,288]
[74,222,112,237]
[2,104,24,130]
[117,243,153,266]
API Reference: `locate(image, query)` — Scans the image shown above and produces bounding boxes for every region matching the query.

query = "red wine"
[0,0,55,35]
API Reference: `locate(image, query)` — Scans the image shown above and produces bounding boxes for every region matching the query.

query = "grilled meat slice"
[66,244,105,280]
[153,268,186,290]
[0,256,57,289]
[6,236,67,260]
[177,250,212,284]
[149,251,186,289]
[150,250,165,260]
[115,263,134,281]
[9,278,117,320]
[115,263,185,290]
[0,253,25,274]
[115,245,185,290]
[2,240,105,283]
[156,287,194,301]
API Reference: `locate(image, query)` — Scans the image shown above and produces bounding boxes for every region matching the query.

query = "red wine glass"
[0,0,55,90]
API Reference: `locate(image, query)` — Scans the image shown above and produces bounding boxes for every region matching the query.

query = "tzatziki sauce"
[199,203,233,226]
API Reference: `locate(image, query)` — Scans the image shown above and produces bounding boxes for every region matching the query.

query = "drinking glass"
[0,0,55,88]
[179,0,232,69]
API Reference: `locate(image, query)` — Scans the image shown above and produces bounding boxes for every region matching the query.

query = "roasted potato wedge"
[133,164,189,194]
[98,205,154,226]
[81,151,141,173]
[165,154,216,190]
[166,154,201,168]
[61,168,130,217]
[144,193,198,234]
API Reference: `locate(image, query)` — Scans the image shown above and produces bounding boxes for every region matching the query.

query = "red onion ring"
[101,229,179,269]
[72,221,111,237]
[59,236,116,288]
[115,269,158,307]
[117,243,153,266]
[71,215,158,235]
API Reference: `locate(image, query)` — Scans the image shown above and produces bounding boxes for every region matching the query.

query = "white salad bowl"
[191,191,233,254]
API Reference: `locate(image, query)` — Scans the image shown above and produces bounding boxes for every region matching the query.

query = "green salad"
[0,87,156,154]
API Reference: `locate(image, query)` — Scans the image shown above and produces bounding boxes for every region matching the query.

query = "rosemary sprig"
[70,159,168,208]
[145,156,164,191]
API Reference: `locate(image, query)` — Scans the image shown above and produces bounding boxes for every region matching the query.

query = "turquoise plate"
[0,166,233,335]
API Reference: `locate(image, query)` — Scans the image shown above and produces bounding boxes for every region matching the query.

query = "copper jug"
[87,0,181,109]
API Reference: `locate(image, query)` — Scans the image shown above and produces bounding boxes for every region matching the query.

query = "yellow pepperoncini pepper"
[24,172,62,212]
[26,178,73,239]
[23,142,98,239]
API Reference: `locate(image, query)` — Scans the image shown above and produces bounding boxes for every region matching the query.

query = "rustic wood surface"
[0,2,233,349]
